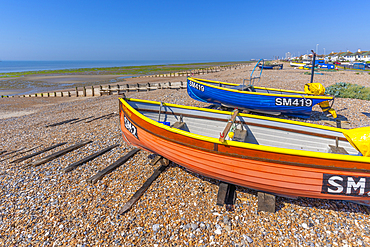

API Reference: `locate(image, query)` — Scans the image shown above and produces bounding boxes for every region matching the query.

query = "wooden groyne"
[1,63,249,98]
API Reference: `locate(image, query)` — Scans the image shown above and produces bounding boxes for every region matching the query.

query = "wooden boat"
[187,77,336,118]
[290,62,307,67]
[119,98,370,202]
[258,63,283,70]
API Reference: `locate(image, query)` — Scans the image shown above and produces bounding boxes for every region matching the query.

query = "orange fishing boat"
[119,97,370,202]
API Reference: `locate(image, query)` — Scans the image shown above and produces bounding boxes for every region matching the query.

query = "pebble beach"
[1,63,370,246]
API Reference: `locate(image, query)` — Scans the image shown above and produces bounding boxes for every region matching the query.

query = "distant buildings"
[288,49,370,62]
[285,52,291,60]
[326,49,370,62]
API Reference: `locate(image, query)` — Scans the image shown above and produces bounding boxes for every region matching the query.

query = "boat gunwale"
[119,98,370,165]
[139,108,348,142]
[189,77,334,99]
[123,97,341,132]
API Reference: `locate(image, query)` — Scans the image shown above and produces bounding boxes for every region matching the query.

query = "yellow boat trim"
[120,98,370,163]
[188,78,333,99]
[290,62,307,66]
[191,77,317,95]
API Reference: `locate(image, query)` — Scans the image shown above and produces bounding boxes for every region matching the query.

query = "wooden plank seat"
[170,121,189,132]
[237,85,256,92]
[232,128,248,142]
[328,145,349,155]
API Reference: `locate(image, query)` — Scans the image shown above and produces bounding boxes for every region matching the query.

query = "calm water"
[0,60,209,73]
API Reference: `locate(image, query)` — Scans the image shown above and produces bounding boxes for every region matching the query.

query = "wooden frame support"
[0,145,42,162]
[0,147,26,158]
[25,141,92,168]
[85,113,115,123]
[257,192,276,213]
[45,118,79,127]
[216,182,236,210]
[11,142,67,164]
[63,144,119,173]
[119,156,170,215]
[86,148,140,184]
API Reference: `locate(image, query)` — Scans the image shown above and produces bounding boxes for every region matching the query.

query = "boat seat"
[232,129,248,142]
[171,122,189,132]
[237,85,256,92]
[328,145,349,155]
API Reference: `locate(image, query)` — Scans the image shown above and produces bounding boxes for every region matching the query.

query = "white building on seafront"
[288,49,370,62]
[326,49,370,62]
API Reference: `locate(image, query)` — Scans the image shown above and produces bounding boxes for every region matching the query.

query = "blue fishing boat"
[187,77,336,118]
[187,59,336,118]
[315,60,335,69]
[258,63,283,70]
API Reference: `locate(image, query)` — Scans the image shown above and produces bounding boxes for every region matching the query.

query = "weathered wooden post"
[137,83,140,92]
[68,91,71,97]
[83,86,86,97]
[126,84,129,92]
[54,92,56,97]
[168,81,171,89]
[100,85,103,96]
[47,92,50,97]
[91,86,95,97]
[147,82,150,91]
[75,87,78,97]
[61,91,63,97]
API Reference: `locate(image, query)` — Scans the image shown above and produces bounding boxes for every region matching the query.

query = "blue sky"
[1,0,369,61]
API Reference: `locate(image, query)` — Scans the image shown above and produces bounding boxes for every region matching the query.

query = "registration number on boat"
[188,81,205,92]
[275,98,312,107]
[124,115,138,139]
[321,174,370,197]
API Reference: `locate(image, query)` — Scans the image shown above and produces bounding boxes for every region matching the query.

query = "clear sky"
[1,0,369,61]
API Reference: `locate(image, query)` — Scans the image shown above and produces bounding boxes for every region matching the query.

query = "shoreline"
[0,61,250,96]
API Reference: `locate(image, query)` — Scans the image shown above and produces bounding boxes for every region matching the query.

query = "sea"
[0,60,208,73]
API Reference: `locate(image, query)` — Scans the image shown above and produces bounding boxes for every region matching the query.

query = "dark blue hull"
[187,78,334,118]
[258,64,283,70]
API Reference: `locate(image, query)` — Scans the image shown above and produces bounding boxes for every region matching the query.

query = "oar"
[219,109,239,142]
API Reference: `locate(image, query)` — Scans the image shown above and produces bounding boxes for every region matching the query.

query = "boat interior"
[193,79,312,96]
[126,100,360,156]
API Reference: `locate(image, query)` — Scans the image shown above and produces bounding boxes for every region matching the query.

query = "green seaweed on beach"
[0,61,251,78]
[325,82,370,100]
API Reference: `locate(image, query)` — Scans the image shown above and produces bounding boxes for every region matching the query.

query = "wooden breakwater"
[1,63,250,98]
[6,81,186,98]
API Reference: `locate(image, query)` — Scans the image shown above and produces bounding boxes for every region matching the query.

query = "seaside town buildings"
[287,49,370,62]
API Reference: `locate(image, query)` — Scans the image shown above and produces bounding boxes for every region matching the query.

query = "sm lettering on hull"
[321,174,370,197]
[275,98,312,107]
[124,115,138,139]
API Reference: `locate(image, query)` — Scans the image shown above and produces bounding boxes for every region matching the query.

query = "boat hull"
[119,99,370,201]
[258,64,283,70]
[187,78,334,118]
